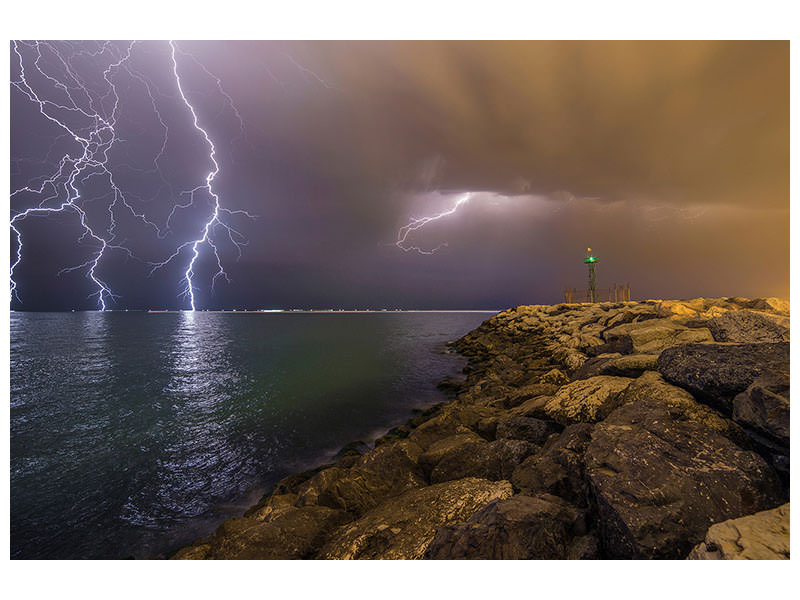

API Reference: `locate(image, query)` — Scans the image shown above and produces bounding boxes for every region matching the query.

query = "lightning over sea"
[10,40,253,311]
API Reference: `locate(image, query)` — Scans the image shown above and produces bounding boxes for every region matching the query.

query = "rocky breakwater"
[171,296,789,560]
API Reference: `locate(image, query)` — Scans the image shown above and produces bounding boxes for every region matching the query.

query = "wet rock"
[272,464,335,496]
[586,397,784,559]
[495,416,556,444]
[707,310,790,343]
[319,478,514,559]
[424,494,591,559]
[687,503,789,560]
[544,376,632,425]
[657,342,790,413]
[179,506,350,559]
[511,423,593,506]
[296,439,426,514]
[430,438,539,484]
[244,492,298,521]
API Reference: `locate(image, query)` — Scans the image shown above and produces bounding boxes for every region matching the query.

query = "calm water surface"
[10,311,492,559]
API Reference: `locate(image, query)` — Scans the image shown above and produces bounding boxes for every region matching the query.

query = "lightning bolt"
[395,192,472,254]
[10,40,255,311]
[147,41,254,311]
[9,40,153,310]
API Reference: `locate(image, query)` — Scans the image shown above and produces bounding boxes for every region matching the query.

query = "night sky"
[10,40,789,311]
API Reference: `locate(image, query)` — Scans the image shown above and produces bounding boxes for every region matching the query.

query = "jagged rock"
[374,425,411,445]
[508,395,552,420]
[244,492,298,521]
[171,543,212,560]
[620,371,748,445]
[176,506,350,559]
[733,371,790,447]
[430,438,539,484]
[603,318,713,354]
[657,342,790,413]
[707,310,790,343]
[732,371,790,477]
[544,376,632,425]
[538,368,570,387]
[272,464,335,496]
[332,441,370,467]
[406,413,475,450]
[601,354,659,377]
[418,432,486,476]
[743,297,790,316]
[424,494,592,559]
[501,382,559,409]
[512,423,593,506]
[319,478,514,559]
[570,354,622,380]
[495,416,556,444]
[687,503,790,560]
[295,439,426,514]
[585,397,784,559]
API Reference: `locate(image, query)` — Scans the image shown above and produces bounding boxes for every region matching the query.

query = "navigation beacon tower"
[584,248,598,303]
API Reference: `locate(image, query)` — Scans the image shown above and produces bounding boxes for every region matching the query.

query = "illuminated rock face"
[688,503,790,560]
[170,297,789,560]
[585,397,784,559]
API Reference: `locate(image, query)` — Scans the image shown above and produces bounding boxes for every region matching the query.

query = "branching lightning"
[395,192,472,254]
[147,41,254,311]
[10,40,255,311]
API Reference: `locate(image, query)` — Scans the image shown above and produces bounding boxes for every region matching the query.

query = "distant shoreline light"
[142,309,501,314]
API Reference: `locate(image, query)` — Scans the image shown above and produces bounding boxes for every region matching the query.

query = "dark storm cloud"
[10,41,789,310]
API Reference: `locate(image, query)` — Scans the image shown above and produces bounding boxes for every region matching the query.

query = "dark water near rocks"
[10,311,493,559]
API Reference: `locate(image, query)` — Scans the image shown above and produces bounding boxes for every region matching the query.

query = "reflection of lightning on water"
[395,192,472,254]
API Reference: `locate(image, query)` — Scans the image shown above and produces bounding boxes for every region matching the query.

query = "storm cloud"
[10,41,789,310]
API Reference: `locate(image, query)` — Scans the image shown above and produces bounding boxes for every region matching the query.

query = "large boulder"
[406,405,496,450]
[733,371,790,447]
[319,478,514,559]
[657,342,790,413]
[512,423,594,507]
[732,370,790,477]
[174,505,350,559]
[601,354,659,378]
[430,438,539,484]
[707,310,790,343]
[544,376,632,425]
[585,397,785,559]
[495,415,557,444]
[418,432,486,476]
[687,503,790,560]
[295,439,426,514]
[620,371,748,445]
[424,494,595,559]
[603,318,713,354]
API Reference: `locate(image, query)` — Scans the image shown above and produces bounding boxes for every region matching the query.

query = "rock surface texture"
[170,297,789,560]
[688,503,789,560]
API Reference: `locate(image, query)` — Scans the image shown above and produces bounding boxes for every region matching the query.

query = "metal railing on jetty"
[563,284,631,304]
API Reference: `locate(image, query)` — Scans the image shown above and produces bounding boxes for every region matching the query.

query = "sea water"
[10,311,492,559]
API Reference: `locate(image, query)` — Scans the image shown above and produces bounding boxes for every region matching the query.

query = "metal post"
[584,248,598,303]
